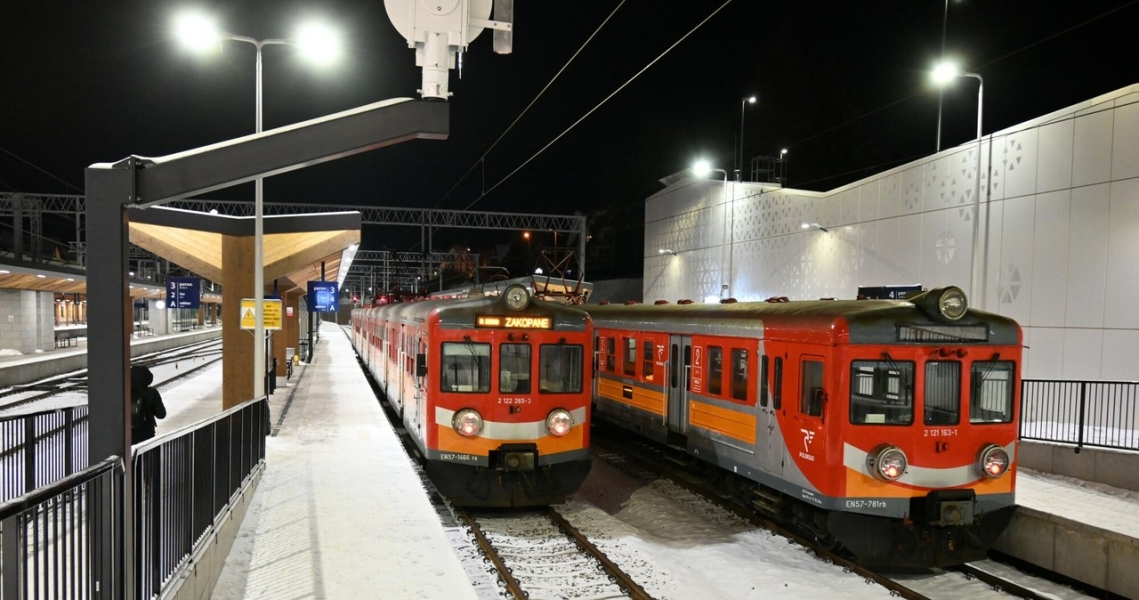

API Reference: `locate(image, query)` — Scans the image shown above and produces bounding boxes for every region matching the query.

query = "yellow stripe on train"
[689,400,756,445]
[597,377,666,416]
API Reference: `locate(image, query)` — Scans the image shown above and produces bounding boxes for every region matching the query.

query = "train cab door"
[758,349,785,476]
[666,335,692,434]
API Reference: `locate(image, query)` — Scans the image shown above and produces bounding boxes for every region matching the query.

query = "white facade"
[643,84,1139,381]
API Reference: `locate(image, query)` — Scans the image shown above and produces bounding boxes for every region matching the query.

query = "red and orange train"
[581,287,1020,567]
[351,284,593,507]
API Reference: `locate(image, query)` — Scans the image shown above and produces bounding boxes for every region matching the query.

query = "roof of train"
[581,299,1022,346]
[355,293,590,332]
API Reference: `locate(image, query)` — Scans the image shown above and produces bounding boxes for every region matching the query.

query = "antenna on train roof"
[383,0,514,100]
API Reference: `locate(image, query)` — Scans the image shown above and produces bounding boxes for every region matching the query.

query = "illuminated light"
[977,444,1009,478]
[503,284,530,311]
[295,21,341,65]
[36,274,46,278]
[452,409,483,437]
[867,445,908,481]
[931,61,961,86]
[703,295,720,304]
[546,409,574,437]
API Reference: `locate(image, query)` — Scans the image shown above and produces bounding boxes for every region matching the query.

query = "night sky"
[2,1,1136,278]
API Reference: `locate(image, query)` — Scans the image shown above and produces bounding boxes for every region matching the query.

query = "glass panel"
[849,360,912,425]
[623,337,637,376]
[643,340,655,381]
[708,346,723,395]
[670,343,679,388]
[971,361,1015,423]
[539,344,584,393]
[773,357,782,409]
[731,348,748,401]
[605,337,615,373]
[500,343,532,393]
[439,343,489,393]
[800,359,824,416]
[924,361,961,426]
[760,355,769,407]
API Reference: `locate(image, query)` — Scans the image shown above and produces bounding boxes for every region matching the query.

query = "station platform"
[156,321,478,599]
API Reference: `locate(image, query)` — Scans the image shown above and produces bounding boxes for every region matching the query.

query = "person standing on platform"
[130,365,166,443]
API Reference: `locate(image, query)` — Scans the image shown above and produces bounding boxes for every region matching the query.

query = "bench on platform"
[54,330,78,348]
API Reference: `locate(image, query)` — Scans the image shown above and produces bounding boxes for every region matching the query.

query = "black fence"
[1,406,90,505]
[0,399,267,599]
[1021,379,1139,452]
[0,456,122,600]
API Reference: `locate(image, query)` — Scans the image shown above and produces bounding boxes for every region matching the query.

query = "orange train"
[582,287,1020,568]
[351,284,593,507]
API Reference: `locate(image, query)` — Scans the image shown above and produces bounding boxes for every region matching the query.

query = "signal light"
[977,444,1010,478]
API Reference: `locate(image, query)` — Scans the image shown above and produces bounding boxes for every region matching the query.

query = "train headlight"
[867,445,908,481]
[452,409,484,437]
[546,409,574,437]
[503,284,530,311]
[977,444,1010,478]
[910,286,968,322]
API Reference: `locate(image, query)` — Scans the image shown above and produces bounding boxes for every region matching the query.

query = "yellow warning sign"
[241,298,283,331]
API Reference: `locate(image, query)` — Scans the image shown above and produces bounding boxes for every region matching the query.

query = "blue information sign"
[307,281,339,313]
[166,277,202,309]
[857,284,923,300]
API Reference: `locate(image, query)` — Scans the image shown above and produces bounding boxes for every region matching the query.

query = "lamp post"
[175,12,339,400]
[692,160,731,297]
[932,61,984,306]
[738,96,757,181]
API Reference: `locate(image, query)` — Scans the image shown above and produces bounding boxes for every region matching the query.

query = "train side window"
[773,357,783,409]
[970,361,1015,423]
[924,361,961,426]
[759,355,769,407]
[731,348,748,401]
[539,344,584,393]
[708,346,723,396]
[800,359,825,417]
[642,341,655,381]
[605,337,615,373]
[500,343,532,393]
[850,360,914,425]
[441,342,491,393]
[683,345,692,391]
[623,337,637,377]
[670,343,679,388]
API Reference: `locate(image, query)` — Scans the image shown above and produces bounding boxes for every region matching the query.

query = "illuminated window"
[605,337,615,373]
[623,337,636,377]
[642,341,655,381]
[731,348,748,401]
[440,342,490,393]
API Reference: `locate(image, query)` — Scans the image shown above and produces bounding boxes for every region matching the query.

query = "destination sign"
[476,315,553,329]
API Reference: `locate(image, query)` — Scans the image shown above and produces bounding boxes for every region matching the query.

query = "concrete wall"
[1019,440,1137,492]
[643,84,1139,380]
[0,289,56,354]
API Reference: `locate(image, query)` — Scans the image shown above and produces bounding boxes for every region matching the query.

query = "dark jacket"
[130,365,167,443]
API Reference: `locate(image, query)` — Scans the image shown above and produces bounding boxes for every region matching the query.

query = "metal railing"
[0,456,123,600]
[0,399,267,599]
[1021,379,1139,452]
[1,407,90,505]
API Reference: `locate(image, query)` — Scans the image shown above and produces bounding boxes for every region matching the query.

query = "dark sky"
[2,1,1137,274]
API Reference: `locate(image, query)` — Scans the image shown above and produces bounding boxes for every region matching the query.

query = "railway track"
[0,339,222,413]
[592,426,1095,600]
[458,506,651,600]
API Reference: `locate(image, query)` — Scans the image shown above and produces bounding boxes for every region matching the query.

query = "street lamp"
[932,60,984,306]
[738,96,757,181]
[692,159,731,297]
[174,11,340,400]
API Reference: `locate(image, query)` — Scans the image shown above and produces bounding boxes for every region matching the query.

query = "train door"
[792,355,827,472]
[666,335,692,433]
[758,350,784,476]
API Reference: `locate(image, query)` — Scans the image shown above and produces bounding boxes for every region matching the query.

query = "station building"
[644,83,1139,381]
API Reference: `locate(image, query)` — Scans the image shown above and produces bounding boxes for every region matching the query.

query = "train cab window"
[440,342,491,393]
[850,360,914,425]
[773,357,783,410]
[623,337,637,377]
[800,359,825,417]
[539,344,584,393]
[970,361,1015,423]
[759,355,769,407]
[605,337,616,373]
[731,349,748,401]
[708,346,723,395]
[924,361,961,426]
[500,343,532,393]
[642,341,655,381]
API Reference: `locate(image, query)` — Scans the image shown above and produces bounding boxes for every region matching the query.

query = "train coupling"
[493,443,538,471]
